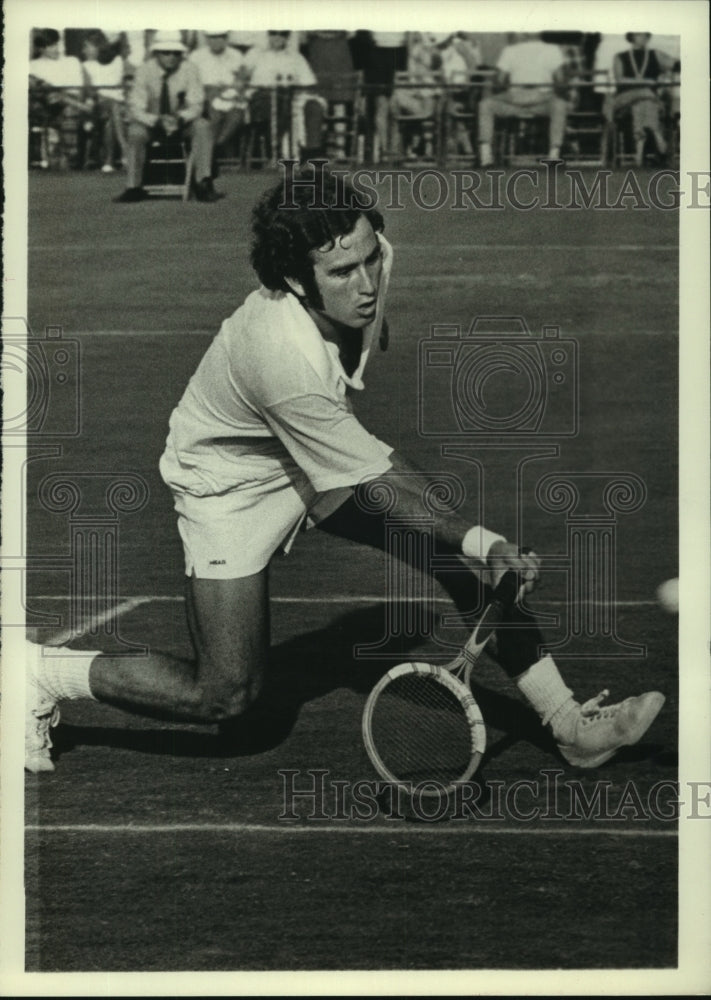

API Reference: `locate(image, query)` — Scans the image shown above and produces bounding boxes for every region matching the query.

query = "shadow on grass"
[50,603,669,769]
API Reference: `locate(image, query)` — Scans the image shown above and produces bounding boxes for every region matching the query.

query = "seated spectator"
[436,33,482,156]
[302,30,353,83]
[390,35,440,158]
[190,30,248,152]
[81,30,127,172]
[364,31,408,160]
[30,28,95,167]
[476,32,571,166]
[647,34,681,123]
[438,32,482,80]
[114,30,220,203]
[245,30,326,162]
[611,32,679,166]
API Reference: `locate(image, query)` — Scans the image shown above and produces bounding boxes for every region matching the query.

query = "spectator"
[389,34,440,159]
[612,32,679,166]
[476,32,571,167]
[245,30,326,162]
[437,32,482,80]
[114,30,220,203]
[29,28,95,168]
[81,30,127,172]
[471,32,510,68]
[302,30,354,84]
[30,30,89,99]
[357,31,408,160]
[190,31,248,152]
[437,33,482,156]
[653,35,681,123]
[302,32,360,160]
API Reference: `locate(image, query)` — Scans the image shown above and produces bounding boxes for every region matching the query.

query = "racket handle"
[492,568,520,607]
[458,570,520,669]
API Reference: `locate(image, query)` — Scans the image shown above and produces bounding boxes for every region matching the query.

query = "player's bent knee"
[197,680,256,722]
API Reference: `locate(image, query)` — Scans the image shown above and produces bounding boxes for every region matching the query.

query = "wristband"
[462,525,507,561]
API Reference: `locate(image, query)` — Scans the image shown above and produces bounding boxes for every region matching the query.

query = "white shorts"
[172,479,362,580]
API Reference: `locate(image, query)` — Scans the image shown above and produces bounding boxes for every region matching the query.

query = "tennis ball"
[656,578,679,614]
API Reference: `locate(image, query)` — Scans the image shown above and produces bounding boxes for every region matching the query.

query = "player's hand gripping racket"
[362,570,520,794]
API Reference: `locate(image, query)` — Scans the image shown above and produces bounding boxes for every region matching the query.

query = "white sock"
[479,142,493,165]
[548,145,561,159]
[516,655,577,740]
[35,644,99,702]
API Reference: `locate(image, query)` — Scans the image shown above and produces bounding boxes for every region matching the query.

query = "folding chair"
[562,108,609,167]
[441,72,477,165]
[498,110,550,166]
[561,70,612,167]
[28,77,52,168]
[243,88,286,169]
[142,135,195,200]
[318,71,364,165]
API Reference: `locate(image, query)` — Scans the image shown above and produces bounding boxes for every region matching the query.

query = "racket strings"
[369,673,474,785]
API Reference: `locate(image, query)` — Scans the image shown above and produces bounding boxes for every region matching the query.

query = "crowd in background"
[28,27,681,179]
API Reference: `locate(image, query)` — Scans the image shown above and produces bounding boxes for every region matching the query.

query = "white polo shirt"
[246,49,317,88]
[497,40,563,87]
[82,56,125,101]
[30,55,84,88]
[189,45,244,88]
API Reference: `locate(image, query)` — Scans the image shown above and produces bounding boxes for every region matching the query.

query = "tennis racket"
[362,569,520,795]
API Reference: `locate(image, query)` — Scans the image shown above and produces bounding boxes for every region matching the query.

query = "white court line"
[400,245,677,252]
[30,595,660,607]
[42,596,151,645]
[25,822,676,838]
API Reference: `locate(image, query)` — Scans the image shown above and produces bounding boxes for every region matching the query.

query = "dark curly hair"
[33,28,61,54]
[250,167,384,308]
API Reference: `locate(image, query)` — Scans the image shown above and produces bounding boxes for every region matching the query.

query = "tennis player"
[26,168,664,773]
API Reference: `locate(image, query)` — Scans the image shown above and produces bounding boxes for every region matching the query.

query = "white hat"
[150,30,187,53]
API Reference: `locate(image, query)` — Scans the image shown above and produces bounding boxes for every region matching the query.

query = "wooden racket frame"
[362,661,486,794]
[361,570,519,795]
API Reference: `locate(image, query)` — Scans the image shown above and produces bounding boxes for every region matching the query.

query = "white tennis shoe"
[557,689,665,768]
[25,641,60,774]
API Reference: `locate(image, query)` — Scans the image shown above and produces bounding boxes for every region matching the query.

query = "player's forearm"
[370,454,505,560]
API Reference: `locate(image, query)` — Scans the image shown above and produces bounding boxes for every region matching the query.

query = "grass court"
[24,165,678,972]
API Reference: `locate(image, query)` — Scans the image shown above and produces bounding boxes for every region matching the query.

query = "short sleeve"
[545,45,564,74]
[295,54,317,87]
[263,393,393,492]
